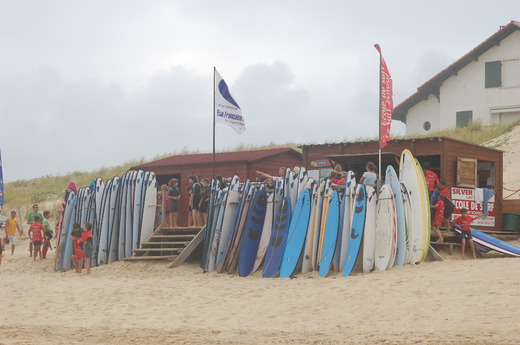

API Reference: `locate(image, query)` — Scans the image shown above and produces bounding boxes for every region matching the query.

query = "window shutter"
[456,111,473,128]
[457,158,477,188]
[485,61,502,88]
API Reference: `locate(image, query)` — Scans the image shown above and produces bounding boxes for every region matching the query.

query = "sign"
[451,187,495,227]
[310,159,332,168]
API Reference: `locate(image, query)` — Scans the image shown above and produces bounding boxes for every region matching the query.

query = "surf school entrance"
[301,137,504,232]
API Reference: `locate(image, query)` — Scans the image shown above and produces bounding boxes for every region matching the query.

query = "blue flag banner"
[0,150,4,213]
[214,69,246,134]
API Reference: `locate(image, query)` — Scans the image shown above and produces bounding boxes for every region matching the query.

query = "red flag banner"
[375,44,393,149]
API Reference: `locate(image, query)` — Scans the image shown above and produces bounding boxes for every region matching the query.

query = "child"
[28,215,45,261]
[0,237,5,266]
[452,208,482,260]
[431,194,445,243]
[167,178,181,228]
[42,211,53,259]
[70,222,84,273]
[80,222,93,274]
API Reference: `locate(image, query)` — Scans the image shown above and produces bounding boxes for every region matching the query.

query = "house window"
[485,61,501,88]
[502,59,520,87]
[456,111,473,128]
[423,121,431,131]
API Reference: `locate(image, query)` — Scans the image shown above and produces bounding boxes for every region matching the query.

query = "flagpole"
[376,44,382,181]
[213,66,216,178]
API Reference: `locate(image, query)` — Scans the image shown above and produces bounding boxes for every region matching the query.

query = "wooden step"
[141,241,190,246]
[152,235,197,240]
[124,255,176,261]
[133,248,183,253]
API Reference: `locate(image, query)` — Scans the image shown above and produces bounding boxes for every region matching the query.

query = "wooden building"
[131,147,302,227]
[301,137,504,232]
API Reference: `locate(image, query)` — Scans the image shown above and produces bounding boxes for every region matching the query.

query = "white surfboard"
[399,149,429,264]
[362,185,377,272]
[374,184,396,271]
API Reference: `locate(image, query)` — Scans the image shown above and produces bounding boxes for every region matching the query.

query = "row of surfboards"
[54,170,157,271]
[201,149,431,278]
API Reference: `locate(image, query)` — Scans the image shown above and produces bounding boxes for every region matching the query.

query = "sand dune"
[1,238,520,344]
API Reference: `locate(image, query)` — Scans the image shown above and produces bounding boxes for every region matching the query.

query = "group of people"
[424,162,481,260]
[2,205,55,261]
[158,175,212,228]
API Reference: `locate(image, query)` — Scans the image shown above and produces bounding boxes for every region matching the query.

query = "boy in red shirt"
[452,208,482,260]
[80,222,94,274]
[423,162,439,194]
[28,215,45,261]
[431,194,445,243]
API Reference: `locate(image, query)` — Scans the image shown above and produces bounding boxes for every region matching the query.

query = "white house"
[393,21,520,135]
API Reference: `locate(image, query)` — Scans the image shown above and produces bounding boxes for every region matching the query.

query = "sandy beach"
[0,237,519,345]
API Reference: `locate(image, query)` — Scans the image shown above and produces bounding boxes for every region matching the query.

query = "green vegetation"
[394,120,519,146]
[3,121,517,212]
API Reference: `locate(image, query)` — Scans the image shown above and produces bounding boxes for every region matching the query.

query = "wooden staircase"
[124,226,204,262]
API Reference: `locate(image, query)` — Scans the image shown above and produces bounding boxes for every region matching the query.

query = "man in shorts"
[5,211,21,255]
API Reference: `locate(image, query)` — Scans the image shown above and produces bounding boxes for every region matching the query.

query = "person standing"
[198,178,210,226]
[452,209,482,260]
[5,211,21,255]
[27,204,43,257]
[28,215,45,261]
[423,162,439,195]
[80,222,93,274]
[42,211,53,259]
[167,179,181,228]
[189,175,201,227]
[359,162,377,185]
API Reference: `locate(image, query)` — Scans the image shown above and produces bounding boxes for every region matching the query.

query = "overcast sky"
[0,0,517,182]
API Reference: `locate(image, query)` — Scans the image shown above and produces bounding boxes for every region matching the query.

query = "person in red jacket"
[28,216,45,261]
[452,208,483,260]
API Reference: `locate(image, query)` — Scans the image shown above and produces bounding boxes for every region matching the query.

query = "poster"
[450,187,495,227]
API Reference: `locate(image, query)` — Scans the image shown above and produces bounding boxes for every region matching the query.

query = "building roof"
[393,20,520,124]
[132,147,302,169]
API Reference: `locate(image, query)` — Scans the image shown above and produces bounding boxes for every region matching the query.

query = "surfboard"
[385,166,407,266]
[252,178,284,273]
[214,175,240,270]
[399,150,429,264]
[107,176,121,264]
[97,178,114,265]
[415,159,431,262]
[263,197,292,278]
[343,184,366,277]
[374,184,397,271]
[139,172,157,246]
[117,172,129,261]
[316,179,332,267]
[362,185,377,273]
[301,183,318,273]
[318,190,340,277]
[310,180,326,270]
[339,176,356,273]
[237,187,268,277]
[222,181,253,273]
[55,192,76,271]
[453,225,520,256]
[131,170,145,252]
[401,183,414,264]
[280,188,311,278]
[206,190,227,271]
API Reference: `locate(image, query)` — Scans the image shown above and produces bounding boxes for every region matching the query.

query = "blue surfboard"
[343,184,366,277]
[319,190,340,277]
[453,225,520,256]
[263,197,292,278]
[238,188,268,277]
[280,189,311,278]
